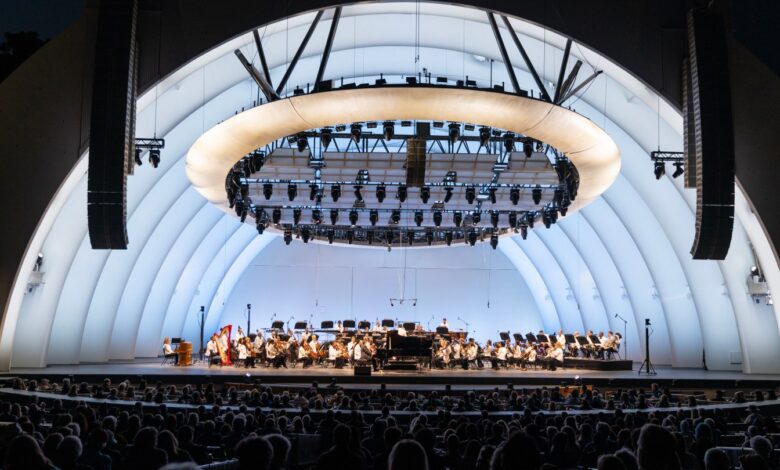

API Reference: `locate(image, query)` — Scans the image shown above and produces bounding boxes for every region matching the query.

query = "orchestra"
[162,318,623,371]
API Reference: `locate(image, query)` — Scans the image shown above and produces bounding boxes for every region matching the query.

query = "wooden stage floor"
[5,360,780,389]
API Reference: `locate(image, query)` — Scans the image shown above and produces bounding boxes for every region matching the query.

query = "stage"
[4,360,780,390]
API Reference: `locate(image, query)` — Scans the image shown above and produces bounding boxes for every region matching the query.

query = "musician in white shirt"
[234,326,245,343]
[439,318,449,329]
[162,337,178,366]
[397,323,407,337]
[308,335,321,364]
[336,321,344,333]
[543,342,565,370]
[373,320,385,333]
[495,342,508,368]
[435,339,451,368]
[205,334,220,367]
[556,329,566,349]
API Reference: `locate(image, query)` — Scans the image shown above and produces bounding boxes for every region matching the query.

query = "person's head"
[703,448,730,470]
[158,429,179,455]
[55,436,82,466]
[491,431,542,470]
[235,436,274,470]
[332,423,351,448]
[598,454,627,470]
[389,439,429,470]
[614,449,639,470]
[265,434,291,470]
[134,426,159,449]
[750,435,772,460]
[740,454,770,470]
[637,424,680,470]
[5,434,51,470]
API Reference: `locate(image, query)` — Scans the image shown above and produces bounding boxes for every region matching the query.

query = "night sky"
[0,0,84,39]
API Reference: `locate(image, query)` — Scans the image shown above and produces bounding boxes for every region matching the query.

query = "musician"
[495,342,508,369]
[205,334,220,367]
[570,331,583,357]
[556,329,566,350]
[308,334,322,365]
[465,339,479,369]
[520,342,537,370]
[451,338,463,364]
[373,320,385,333]
[584,329,597,358]
[481,339,494,369]
[162,337,178,365]
[219,329,229,352]
[439,318,449,329]
[336,321,344,333]
[595,331,606,359]
[601,331,617,359]
[542,342,565,370]
[298,339,313,368]
[328,342,343,368]
[253,330,265,349]
[434,339,451,369]
[397,322,407,337]
[511,341,524,367]
[238,337,255,368]
[235,326,245,343]
[361,336,376,364]
[266,337,287,368]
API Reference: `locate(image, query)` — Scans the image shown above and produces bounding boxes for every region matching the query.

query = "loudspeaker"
[354,365,372,376]
[406,138,426,187]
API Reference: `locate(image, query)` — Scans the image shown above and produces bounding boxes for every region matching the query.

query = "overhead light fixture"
[321,128,332,148]
[472,211,481,225]
[284,230,293,245]
[369,210,379,226]
[327,229,335,244]
[554,188,564,207]
[134,148,143,166]
[312,209,322,224]
[448,123,460,143]
[309,184,318,201]
[263,183,273,200]
[468,230,477,246]
[407,230,415,246]
[353,185,363,201]
[331,184,341,202]
[350,123,362,143]
[335,124,346,132]
[672,161,684,178]
[523,141,534,158]
[654,161,665,180]
[330,209,339,225]
[272,208,282,225]
[301,227,311,243]
[287,183,298,201]
[532,186,542,205]
[445,231,453,246]
[347,229,355,244]
[503,133,514,153]
[433,210,442,227]
[385,230,394,244]
[397,185,408,202]
[383,121,394,140]
[509,187,520,205]
[526,212,535,229]
[465,186,476,204]
[490,211,499,228]
[488,187,497,204]
[490,234,499,250]
[376,185,386,203]
[542,210,552,228]
[367,230,374,245]
[292,208,302,225]
[443,187,453,203]
[432,121,444,128]
[479,127,491,147]
[420,186,431,204]
[391,210,401,224]
[519,223,528,240]
[149,148,161,168]
[349,209,358,226]
[508,211,518,229]
[424,231,433,246]
[453,211,463,227]
[296,133,308,152]
[414,211,424,226]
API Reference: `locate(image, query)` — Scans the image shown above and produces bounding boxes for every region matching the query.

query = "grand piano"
[376,330,433,370]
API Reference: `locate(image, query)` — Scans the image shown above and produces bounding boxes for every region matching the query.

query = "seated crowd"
[0,377,777,469]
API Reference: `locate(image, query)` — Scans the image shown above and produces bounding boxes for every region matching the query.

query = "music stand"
[525,333,537,343]
[343,320,356,329]
[564,334,576,345]
[513,333,523,343]
[381,319,395,328]
[358,321,371,330]
[171,337,182,344]
[436,326,449,336]
[320,321,334,329]
[403,322,416,331]
[294,321,307,330]
[499,332,510,341]
[576,336,589,347]
[278,334,290,341]
[589,334,601,344]
[271,321,284,330]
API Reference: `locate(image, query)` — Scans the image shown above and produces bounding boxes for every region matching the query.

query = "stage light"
[369,210,379,226]
[134,148,143,166]
[654,161,665,179]
[330,184,341,202]
[453,211,463,227]
[672,161,684,178]
[367,230,374,245]
[433,121,444,128]
[383,121,394,140]
[385,230,394,244]
[330,209,339,225]
[508,211,518,229]
[472,211,481,225]
[263,183,273,200]
[407,230,415,245]
[149,148,161,168]
[293,208,302,225]
[272,208,281,224]
[433,210,442,227]
[284,230,293,245]
[256,221,265,235]
[376,185,386,203]
[350,123,362,143]
[519,223,528,240]
[287,184,298,201]
[349,209,358,226]
[509,187,520,205]
[448,123,460,143]
[321,128,332,149]
[309,184,318,201]
[327,229,335,244]
[312,209,322,224]
[465,186,476,204]
[443,187,453,203]
[426,230,434,246]
[414,211,424,226]
[526,212,535,229]
[420,186,431,203]
[301,227,311,243]
[490,233,499,250]
[445,231,453,246]
[532,186,542,205]
[296,133,308,152]
[397,185,407,202]
[479,127,490,147]
[503,133,514,153]
[554,188,564,207]
[560,205,568,216]
[543,210,552,228]
[347,229,354,244]
[550,208,558,224]
[490,211,499,228]
[523,140,534,158]
[468,230,477,246]
[488,187,497,204]
[239,204,248,223]
[391,210,401,224]
[354,185,363,202]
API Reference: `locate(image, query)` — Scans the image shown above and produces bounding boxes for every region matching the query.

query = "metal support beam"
[556,60,582,104]
[501,15,552,102]
[234,50,280,101]
[553,39,572,103]
[314,7,341,91]
[487,12,521,95]
[559,70,603,103]
[276,9,324,95]
[252,29,273,87]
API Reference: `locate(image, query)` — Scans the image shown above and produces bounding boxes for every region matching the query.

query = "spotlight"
[239,204,248,223]
[272,208,281,224]
[407,230,415,246]
[532,186,542,205]
[448,123,460,143]
[385,230,394,244]
[330,209,339,225]
[523,140,534,158]
[350,123,362,143]
[327,229,335,244]
[349,209,358,226]
[490,234,499,250]
[284,230,293,245]
[526,212,535,229]
[331,184,341,202]
[445,231,453,246]
[391,210,401,224]
[519,224,528,240]
[383,121,394,140]
[321,128,332,149]
[256,221,265,235]
[134,148,143,166]
[263,183,273,200]
[301,227,311,243]
[560,206,568,217]
[293,208,302,225]
[296,133,308,152]
[420,186,431,204]
[465,186,476,204]
[472,211,481,225]
[488,187,497,204]
[426,230,434,246]
[654,161,665,179]
[550,209,558,224]
[369,210,379,226]
[503,133,514,153]
[309,184,318,201]
[468,230,477,246]
[479,127,491,147]
[397,185,408,202]
[376,185,386,203]
[312,209,322,224]
[414,211,424,226]
[433,210,442,227]
[554,188,564,207]
[508,211,518,229]
[444,187,453,203]
[287,184,298,201]
[149,148,161,168]
[367,230,374,245]
[542,210,552,228]
[672,161,684,178]
[354,185,363,202]
[347,229,355,244]
[509,187,520,205]
[453,211,463,227]
[490,211,499,228]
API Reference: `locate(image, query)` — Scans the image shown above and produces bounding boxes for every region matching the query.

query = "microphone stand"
[614,313,628,361]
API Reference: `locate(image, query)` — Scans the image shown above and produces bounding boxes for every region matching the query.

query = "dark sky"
[0,0,84,39]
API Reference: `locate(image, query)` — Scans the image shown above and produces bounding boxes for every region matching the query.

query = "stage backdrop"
[218,237,543,344]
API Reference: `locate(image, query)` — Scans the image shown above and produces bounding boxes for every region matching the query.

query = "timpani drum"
[177,341,192,366]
